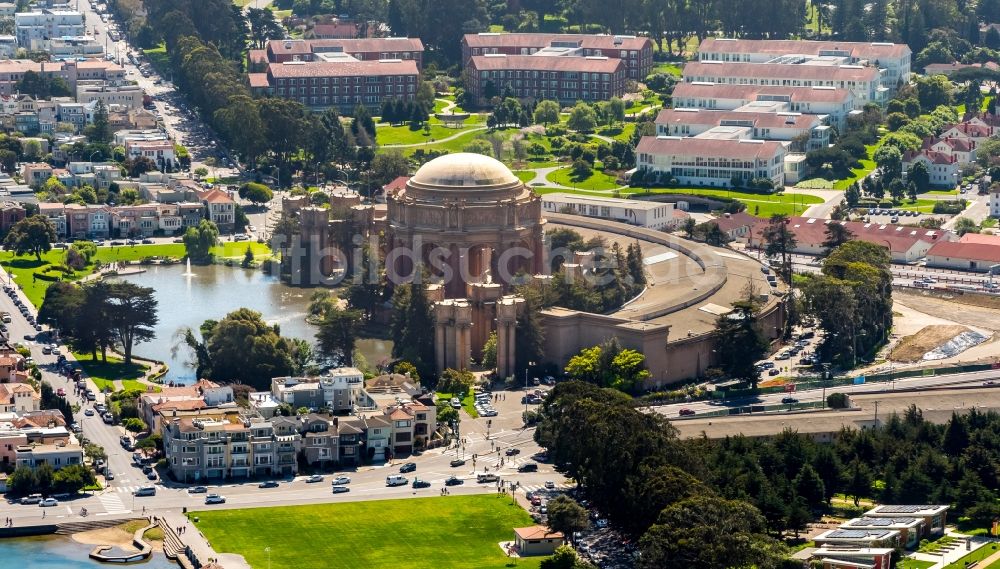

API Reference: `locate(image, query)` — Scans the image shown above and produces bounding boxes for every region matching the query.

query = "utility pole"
[873,400,879,428]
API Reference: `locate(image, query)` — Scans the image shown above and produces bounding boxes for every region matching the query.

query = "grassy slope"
[73,352,148,393]
[193,495,543,569]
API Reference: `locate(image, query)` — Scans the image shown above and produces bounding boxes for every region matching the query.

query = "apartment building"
[901,149,959,188]
[76,82,144,110]
[197,188,235,231]
[0,200,24,236]
[462,33,653,79]
[0,59,125,96]
[655,104,831,150]
[636,136,787,189]
[696,38,911,89]
[15,9,85,48]
[21,162,53,186]
[15,441,83,470]
[248,58,419,113]
[46,36,104,59]
[465,54,626,106]
[125,139,177,170]
[268,368,368,414]
[261,37,424,68]
[682,60,886,105]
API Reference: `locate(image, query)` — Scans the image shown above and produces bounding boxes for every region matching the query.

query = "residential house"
[0,382,38,413]
[901,149,959,188]
[705,211,759,243]
[363,414,390,462]
[384,401,435,455]
[297,414,339,467]
[0,201,24,235]
[125,139,177,171]
[21,162,52,187]
[268,367,368,413]
[15,442,83,470]
[38,202,66,235]
[337,417,363,465]
[198,188,235,231]
[63,203,110,239]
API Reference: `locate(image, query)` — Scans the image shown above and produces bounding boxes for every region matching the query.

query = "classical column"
[433,303,447,374]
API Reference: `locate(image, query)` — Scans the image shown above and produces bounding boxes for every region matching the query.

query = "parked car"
[399,462,416,473]
[188,486,208,494]
[305,475,324,483]
[332,485,350,494]
[258,481,279,488]
[544,480,555,489]
[39,498,59,507]
[331,476,351,485]
[20,494,43,505]
[146,472,157,481]
[781,397,799,404]
[84,409,95,416]
[204,494,226,504]
[678,408,696,416]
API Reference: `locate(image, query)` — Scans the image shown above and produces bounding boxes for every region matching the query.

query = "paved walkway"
[380,126,487,149]
[161,512,251,569]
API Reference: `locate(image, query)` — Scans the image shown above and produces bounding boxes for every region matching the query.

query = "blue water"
[0,536,177,569]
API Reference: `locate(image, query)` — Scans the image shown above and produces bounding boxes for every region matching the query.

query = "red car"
[678,408,696,416]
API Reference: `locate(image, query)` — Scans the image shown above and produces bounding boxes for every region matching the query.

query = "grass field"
[897,559,935,569]
[142,45,170,75]
[620,187,823,217]
[895,198,940,213]
[546,167,622,191]
[514,170,537,183]
[192,495,542,569]
[73,352,148,393]
[437,391,479,418]
[650,62,683,77]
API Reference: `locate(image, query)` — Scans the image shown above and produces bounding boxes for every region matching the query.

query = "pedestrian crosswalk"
[520,482,573,494]
[98,493,130,515]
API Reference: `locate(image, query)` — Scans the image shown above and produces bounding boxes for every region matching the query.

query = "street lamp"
[523,361,535,425]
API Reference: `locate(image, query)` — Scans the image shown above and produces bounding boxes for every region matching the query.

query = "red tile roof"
[711,212,759,233]
[267,59,418,78]
[312,22,359,38]
[463,33,650,52]
[927,241,1000,263]
[959,233,1000,245]
[198,189,234,204]
[383,175,409,193]
[655,108,822,130]
[514,525,565,541]
[268,38,424,55]
[248,73,269,88]
[750,217,946,253]
[697,38,911,60]
[469,54,624,74]
[903,149,955,166]
[636,136,786,161]
[684,61,880,82]
[248,50,267,65]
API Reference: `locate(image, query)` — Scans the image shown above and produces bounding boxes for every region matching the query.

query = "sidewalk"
[160,512,251,569]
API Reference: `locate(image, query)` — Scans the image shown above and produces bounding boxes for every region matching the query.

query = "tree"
[908,160,930,194]
[390,283,436,380]
[123,417,147,433]
[785,497,811,538]
[566,102,598,133]
[793,464,826,511]
[844,182,861,207]
[481,330,497,368]
[4,215,56,261]
[638,495,787,569]
[242,245,255,268]
[714,295,768,386]
[540,545,596,569]
[762,214,797,285]
[822,223,855,254]
[392,360,420,384]
[827,392,849,408]
[954,217,980,236]
[438,368,476,394]
[533,100,560,125]
[315,308,362,366]
[846,459,873,506]
[84,100,111,144]
[105,282,158,365]
[874,144,903,183]
[238,182,273,206]
[547,495,590,540]
[183,219,219,263]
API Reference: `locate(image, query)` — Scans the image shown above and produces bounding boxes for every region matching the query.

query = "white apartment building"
[125,139,176,169]
[636,136,787,189]
[268,367,368,413]
[15,10,85,49]
[902,150,959,188]
[671,82,856,130]
[696,38,911,90]
[76,82,143,110]
[682,60,886,105]
[540,193,679,231]
[15,442,83,470]
[990,185,1000,218]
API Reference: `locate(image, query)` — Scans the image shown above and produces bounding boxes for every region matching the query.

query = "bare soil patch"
[890,324,971,362]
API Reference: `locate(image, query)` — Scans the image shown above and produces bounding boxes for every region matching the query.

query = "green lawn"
[895,198,941,213]
[514,170,537,183]
[546,167,622,191]
[73,352,148,393]
[142,45,170,76]
[924,189,958,196]
[651,62,683,77]
[897,559,935,569]
[379,123,485,146]
[942,543,1000,569]
[618,187,822,217]
[437,391,479,419]
[193,495,542,569]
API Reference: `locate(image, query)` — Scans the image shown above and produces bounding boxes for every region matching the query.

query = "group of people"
[3,517,13,527]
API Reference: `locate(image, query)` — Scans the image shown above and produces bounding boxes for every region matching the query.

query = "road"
[0,268,564,524]
[652,367,1000,417]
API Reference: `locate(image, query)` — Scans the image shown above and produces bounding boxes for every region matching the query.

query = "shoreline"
[70,524,163,554]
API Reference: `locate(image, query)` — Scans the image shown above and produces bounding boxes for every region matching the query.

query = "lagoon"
[0,536,176,569]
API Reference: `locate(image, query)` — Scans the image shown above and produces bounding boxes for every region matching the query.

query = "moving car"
[204,494,226,504]
[39,498,59,507]
[305,475,324,483]
[188,486,208,494]
[134,486,156,496]
[331,485,350,494]
[258,481,279,488]
[517,463,538,473]
[20,494,43,505]
[781,397,799,404]
[449,458,466,467]
[84,409,95,416]
[412,478,431,489]
[399,462,416,473]
[331,476,351,485]
[386,475,408,487]
[678,408,695,416]
[444,476,464,486]
[544,481,555,489]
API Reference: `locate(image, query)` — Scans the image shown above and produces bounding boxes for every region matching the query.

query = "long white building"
[696,38,911,90]
[682,60,886,105]
[636,136,787,189]
[539,193,683,231]
[671,82,855,130]
[655,103,830,150]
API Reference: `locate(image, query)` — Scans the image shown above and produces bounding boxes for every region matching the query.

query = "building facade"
[465,54,626,106]
[248,59,419,112]
[462,33,653,79]
[636,136,787,189]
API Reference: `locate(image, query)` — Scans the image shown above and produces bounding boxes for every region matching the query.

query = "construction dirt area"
[882,290,1000,368]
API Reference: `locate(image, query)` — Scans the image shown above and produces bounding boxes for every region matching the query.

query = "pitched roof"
[514,525,564,540]
[655,108,821,130]
[636,136,786,161]
[469,54,624,74]
[312,22,359,38]
[927,241,1000,263]
[463,32,650,52]
[382,175,410,193]
[751,216,947,253]
[959,233,1000,245]
[198,189,234,204]
[684,61,880,82]
[267,58,418,78]
[248,73,269,88]
[268,37,423,55]
[710,212,759,233]
[903,149,955,166]
[697,37,911,60]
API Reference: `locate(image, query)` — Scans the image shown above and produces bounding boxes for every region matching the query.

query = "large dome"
[410,153,519,188]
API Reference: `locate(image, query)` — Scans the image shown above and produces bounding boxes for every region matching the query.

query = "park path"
[380,126,488,149]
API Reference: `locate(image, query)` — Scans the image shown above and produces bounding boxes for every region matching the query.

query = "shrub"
[827,392,849,409]
[932,200,967,214]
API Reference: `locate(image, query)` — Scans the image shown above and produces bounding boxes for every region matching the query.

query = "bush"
[932,200,967,214]
[827,392,849,409]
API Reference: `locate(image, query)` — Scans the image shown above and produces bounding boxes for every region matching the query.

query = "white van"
[476,473,499,483]
[385,475,408,487]
[133,486,156,496]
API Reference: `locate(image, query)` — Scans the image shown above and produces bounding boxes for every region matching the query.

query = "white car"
[204,494,226,505]
[39,498,59,507]
[331,476,351,485]
[305,475,324,483]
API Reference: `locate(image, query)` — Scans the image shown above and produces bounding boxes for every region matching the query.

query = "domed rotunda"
[385,153,546,297]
